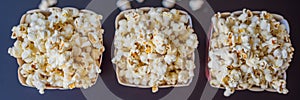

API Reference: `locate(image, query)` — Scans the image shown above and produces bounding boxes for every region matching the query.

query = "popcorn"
[162,0,176,8]
[117,0,131,11]
[8,7,104,94]
[39,0,57,10]
[161,0,205,11]
[208,9,294,96]
[136,0,145,3]
[189,0,204,11]
[113,8,198,92]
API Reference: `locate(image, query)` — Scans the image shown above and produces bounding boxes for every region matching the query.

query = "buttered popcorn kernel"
[112,8,198,92]
[209,9,294,96]
[8,7,105,94]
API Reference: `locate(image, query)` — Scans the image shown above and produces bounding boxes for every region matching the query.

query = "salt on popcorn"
[112,7,198,93]
[8,7,105,94]
[207,9,294,96]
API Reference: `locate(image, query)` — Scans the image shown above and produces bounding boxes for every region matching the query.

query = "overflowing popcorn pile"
[208,9,294,96]
[112,8,198,93]
[8,7,105,94]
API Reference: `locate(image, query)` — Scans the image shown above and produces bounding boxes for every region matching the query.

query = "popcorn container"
[113,7,196,90]
[16,7,103,90]
[206,9,292,94]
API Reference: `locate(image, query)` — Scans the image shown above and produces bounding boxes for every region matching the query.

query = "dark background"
[0,0,299,100]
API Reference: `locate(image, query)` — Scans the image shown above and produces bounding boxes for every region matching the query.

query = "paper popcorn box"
[16,7,104,90]
[113,7,197,90]
[206,9,292,93]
